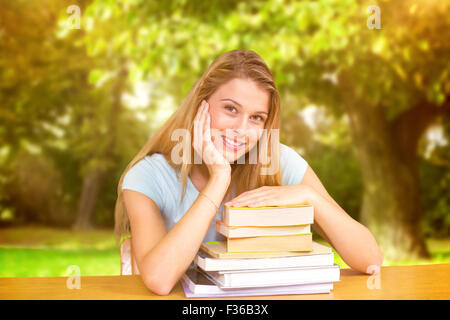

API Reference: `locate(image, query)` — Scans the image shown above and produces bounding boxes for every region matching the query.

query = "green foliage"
[4,150,73,226]
[421,168,450,237]
[419,118,450,237]
[300,112,363,220]
[308,145,363,220]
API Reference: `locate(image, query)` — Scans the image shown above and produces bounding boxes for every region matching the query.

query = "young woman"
[115,49,383,295]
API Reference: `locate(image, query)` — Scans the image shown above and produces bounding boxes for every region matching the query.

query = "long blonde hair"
[114,49,282,245]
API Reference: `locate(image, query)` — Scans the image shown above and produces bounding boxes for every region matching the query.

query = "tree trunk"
[73,66,128,230]
[338,71,430,261]
[73,168,105,230]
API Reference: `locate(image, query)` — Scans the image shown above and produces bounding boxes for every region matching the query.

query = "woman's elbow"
[150,284,173,296]
[138,255,178,295]
[361,226,384,274]
[347,246,383,275]
[363,248,384,275]
[142,273,176,296]
[372,250,384,273]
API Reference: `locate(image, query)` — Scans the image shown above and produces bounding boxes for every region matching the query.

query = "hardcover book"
[216,220,311,238]
[200,240,332,259]
[223,204,314,227]
[227,233,313,252]
[181,267,334,297]
[204,264,341,289]
[195,248,334,271]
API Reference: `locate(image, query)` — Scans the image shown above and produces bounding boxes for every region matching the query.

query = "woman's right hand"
[193,100,231,178]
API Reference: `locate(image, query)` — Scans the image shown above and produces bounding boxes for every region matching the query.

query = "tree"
[335,1,450,260]
[0,0,147,228]
[0,0,93,225]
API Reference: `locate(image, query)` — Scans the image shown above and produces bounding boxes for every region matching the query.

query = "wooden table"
[1,264,449,300]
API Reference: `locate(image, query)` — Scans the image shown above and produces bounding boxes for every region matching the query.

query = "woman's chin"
[221,149,246,164]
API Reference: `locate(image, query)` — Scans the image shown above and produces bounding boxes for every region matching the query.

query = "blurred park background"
[1,0,450,277]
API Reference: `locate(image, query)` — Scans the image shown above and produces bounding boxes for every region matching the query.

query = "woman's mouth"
[221,135,245,151]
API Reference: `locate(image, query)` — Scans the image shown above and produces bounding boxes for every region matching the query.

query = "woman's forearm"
[309,190,383,274]
[141,173,231,294]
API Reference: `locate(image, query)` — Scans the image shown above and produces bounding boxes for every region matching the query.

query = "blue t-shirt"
[121,143,308,242]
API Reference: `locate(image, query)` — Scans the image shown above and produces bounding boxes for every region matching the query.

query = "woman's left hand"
[225,185,314,208]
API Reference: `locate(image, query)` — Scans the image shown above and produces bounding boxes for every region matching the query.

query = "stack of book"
[218,204,314,252]
[181,204,341,298]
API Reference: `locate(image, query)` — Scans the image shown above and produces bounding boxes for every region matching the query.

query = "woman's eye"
[225,105,265,122]
[251,115,264,122]
[225,105,236,113]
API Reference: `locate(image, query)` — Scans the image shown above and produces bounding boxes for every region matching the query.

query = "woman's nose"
[233,115,249,131]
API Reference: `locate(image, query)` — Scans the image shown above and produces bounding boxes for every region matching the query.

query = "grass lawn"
[0,226,449,277]
[0,226,120,277]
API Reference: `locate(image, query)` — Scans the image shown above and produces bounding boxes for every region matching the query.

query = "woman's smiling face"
[206,78,270,163]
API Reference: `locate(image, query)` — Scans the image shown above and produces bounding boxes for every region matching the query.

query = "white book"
[216,221,311,238]
[181,268,333,298]
[223,204,314,227]
[195,250,334,271]
[204,264,340,289]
